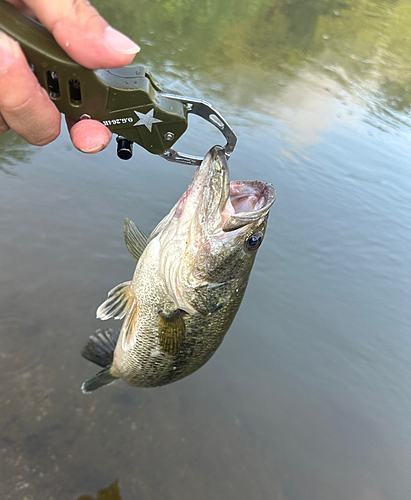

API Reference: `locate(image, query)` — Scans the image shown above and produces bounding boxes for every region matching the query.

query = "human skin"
[0,0,140,153]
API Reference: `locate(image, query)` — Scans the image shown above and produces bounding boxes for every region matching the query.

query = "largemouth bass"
[81,146,275,392]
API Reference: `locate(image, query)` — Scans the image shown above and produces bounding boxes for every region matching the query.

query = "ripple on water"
[0,314,44,379]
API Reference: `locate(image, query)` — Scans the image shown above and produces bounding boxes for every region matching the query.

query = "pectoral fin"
[158,310,186,356]
[96,281,133,320]
[124,218,148,262]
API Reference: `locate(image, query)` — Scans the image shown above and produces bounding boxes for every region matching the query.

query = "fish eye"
[245,231,263,252]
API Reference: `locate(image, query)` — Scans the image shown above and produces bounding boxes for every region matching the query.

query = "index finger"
[17,0,140,69]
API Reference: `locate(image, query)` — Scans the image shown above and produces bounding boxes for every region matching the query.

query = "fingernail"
[80,144,106,154]
[104,27,140,55]
[0,32,19,71]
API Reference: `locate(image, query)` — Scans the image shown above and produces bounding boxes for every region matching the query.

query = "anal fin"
[81,328,120,368]
[81,367,119,394]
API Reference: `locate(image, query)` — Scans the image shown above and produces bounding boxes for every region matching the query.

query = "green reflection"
[77,479,122,500]
[0,131,33,175]
[93,0,411,121]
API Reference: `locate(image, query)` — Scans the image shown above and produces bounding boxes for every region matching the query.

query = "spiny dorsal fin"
[124,218,148,263]
[81,329,120,368]
[96,281,133,320]
[81,367,119,394]
[158,310,186,356]
[121,299,138,352]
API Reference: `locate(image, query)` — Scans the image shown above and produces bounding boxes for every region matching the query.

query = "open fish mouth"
[182,145,276,233]
[229,180,274,213]
[222,179,276,232]
[166,145,275,239]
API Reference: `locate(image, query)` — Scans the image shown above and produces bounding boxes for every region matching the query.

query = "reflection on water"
[98,0,411,124]
[0,132,34,175]
[0,0,410,499]
[78,480,122,500]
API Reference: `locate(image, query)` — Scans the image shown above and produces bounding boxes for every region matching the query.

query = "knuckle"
[0,123,10,134]
[0,113,9,134]
[73,0,91,9]
[1,86,43,114]
[1,85,61,145]
[72,0,100,23]
[0,31,21,70]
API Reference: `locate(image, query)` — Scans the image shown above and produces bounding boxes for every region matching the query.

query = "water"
[0,0,410,499]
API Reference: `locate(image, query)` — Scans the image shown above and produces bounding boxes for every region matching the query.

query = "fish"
[81,145,275,392]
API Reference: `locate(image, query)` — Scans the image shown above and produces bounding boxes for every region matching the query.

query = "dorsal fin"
[124,218,148,263]
[96,281,133,320]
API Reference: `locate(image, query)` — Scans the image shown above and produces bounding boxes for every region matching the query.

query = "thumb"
[22,0,140,69]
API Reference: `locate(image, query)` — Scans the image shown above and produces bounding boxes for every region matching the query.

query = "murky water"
[0,1,410,499]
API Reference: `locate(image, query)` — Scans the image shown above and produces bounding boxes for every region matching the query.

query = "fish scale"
[121,279,246,387]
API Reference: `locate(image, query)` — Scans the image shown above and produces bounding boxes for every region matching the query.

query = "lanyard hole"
[69,79,82,105]
[46,71,60,99]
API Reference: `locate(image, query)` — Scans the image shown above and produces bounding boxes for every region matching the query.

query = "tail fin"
[81,367,119,394]
[81,329,120,368]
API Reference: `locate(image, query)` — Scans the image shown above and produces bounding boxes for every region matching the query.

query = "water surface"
[0,1,410,499]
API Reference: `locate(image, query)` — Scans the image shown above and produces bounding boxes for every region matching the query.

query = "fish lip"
[210,144,226,162]
[174,145,230,223]
[192,146,275,232]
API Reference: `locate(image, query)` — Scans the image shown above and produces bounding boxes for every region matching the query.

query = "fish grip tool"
[0,0,237,165]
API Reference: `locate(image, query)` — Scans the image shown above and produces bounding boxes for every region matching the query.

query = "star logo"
[133,108,163,132]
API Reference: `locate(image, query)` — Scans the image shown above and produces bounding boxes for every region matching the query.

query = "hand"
[0,0,140,153]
